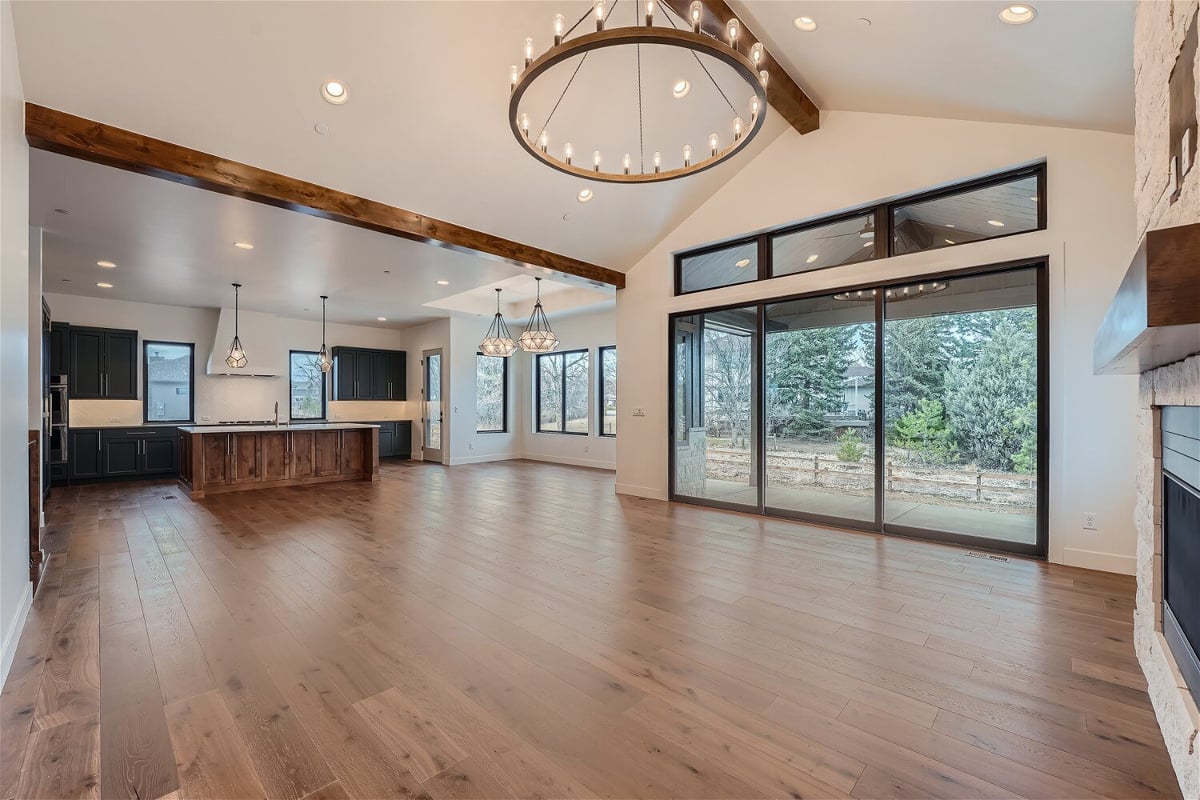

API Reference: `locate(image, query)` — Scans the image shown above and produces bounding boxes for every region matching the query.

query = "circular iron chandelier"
[509,0,770,184]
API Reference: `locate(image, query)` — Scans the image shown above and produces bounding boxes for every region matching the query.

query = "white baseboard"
[522,453,616,471]
[447,453,519,466]
[1061,547,1136,575]
[0,580,33,686]
[615,482,669,501]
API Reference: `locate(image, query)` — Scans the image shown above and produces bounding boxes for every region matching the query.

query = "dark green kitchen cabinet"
[68,429,103,479]
[332,347,406,401]
[50,322,70,375]
[69,326,139,399]
[366,420,412,458]
[102,437,141,477]
[68,427,179,482]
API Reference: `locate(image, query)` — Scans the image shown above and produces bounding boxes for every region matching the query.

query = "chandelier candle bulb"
[524,37,534,67]
[689,0,702,32]
[653,151,662,173]
[734,116,744,140]
[593,150,601,172]
[553,13,565,45]
[623,153,631,174]
[683,144,692,167]
[509,64,519,92]
[539,130,549,152]
[645,0,653,26]
[750,42,764,65]
[751,95,761,120]
[595,0,605,31]
[519,113,530,137]
[727,18,739,47]
[759,69,769,88]
[709,133,719,156]
[564,142,573,165]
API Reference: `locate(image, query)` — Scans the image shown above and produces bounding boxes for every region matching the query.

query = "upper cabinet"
[50,322,70,375]
[331,347,406,401]
[69,326,138,400]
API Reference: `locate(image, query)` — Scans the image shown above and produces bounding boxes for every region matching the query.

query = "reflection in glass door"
[670,306,760,510]
[764,293,876,524]
[422,349,444,463]
[883,268,1042,549]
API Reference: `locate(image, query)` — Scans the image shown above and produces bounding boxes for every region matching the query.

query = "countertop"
[176,422,380,434]
[73,423,184,430]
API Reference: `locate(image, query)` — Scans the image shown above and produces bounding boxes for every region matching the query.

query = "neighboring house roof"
[147,354,191,383]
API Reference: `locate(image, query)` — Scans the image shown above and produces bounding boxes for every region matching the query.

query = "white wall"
[445,316,519,465]
[44,292,410,425]
[517,306,617,470]
[617,110,1140,574]
[0,0,31,684]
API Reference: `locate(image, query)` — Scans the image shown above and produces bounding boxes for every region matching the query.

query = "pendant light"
[479,288,517,357]
[518,276,559,353]
[225,282,248,368]
[317,295,332,373]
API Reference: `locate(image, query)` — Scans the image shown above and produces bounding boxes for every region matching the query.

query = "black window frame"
[475,352,509,434]
[142,340,195,423]
[535,348,590,436]
[288,349,328,422]
[674,162,1047,296]
[598,345,617,437]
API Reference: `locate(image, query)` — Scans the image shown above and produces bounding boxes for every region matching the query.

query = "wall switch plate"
[468,442,474,450]
[201,416,211,422]
[633,407,646,417]
[109,417,119,422]
[1083,512,1097,530]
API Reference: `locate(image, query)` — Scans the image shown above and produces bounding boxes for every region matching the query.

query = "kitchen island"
[177,423,379,500]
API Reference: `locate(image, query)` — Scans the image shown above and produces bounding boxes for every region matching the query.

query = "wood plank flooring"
[0,459,1182,800]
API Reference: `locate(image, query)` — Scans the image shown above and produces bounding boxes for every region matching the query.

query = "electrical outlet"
[201,416,211,422]
[468,442,474,451]
[584,445,590,453]
[1083,512,1098,531]
[632,407,646,417]
[109,417,119,423]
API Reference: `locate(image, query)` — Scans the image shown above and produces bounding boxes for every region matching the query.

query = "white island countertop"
[176,422,381,434]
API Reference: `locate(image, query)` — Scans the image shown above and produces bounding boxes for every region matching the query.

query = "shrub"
[837,429,866,462]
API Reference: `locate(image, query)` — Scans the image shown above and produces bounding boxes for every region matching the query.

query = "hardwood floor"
[0,459,1181,800]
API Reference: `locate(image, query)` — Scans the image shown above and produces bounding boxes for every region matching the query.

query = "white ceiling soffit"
[734,0,1134,134]
[30,150,602,328]
[425,275,614,319]
[11,0,791,272]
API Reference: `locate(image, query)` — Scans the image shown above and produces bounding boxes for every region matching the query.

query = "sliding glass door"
[669,261,1046,556]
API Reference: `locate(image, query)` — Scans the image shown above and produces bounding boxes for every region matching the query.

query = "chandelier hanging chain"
[636,43,645,174]
[656,3,738,115]
[540,52,590,141]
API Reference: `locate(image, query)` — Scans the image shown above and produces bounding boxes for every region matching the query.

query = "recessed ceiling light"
[96,260,117,268]
[805,254,819,264]
[945,224,956,228]
[987,219,1005,227]
[376,317,387,321]
[321,80,349,104]
[793,16,817,31]
[861,241,872,248]
[436,280,450,286]
[577,188,594,203]
[735,258,751,268]
[999,4,1036,24]
[234,241,254,250]
[944,239,956,245]
[672,79,691,99]
[96,282,113,288]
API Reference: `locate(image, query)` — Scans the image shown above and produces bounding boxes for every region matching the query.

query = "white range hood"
[207,307,288,377]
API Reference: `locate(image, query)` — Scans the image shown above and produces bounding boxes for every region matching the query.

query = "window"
[476,353,508,433]
[289,351,327,420]
[143,341,194,423]
[536,349,589,434]
[677,239,759,294]
[675,163,1046,295]
[599,346,617,436]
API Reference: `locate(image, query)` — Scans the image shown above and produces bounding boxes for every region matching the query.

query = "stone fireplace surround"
[1137,353,1200,799]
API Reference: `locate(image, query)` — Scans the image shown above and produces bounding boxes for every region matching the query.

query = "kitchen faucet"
[273,401,279,427]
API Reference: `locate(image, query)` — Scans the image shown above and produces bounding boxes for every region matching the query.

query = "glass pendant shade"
[480,288,518,357]
[518,277,559,353]
[225,283,248,369]
[318,295,333,373]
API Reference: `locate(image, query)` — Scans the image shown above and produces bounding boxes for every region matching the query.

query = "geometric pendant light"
[317,294,333,373]
[224,282,248,368]
[479,287,518,357]
[517,276,559,353]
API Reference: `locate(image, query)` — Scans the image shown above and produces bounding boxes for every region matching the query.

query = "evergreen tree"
[765,324,858,439]
[892,398,958,466]
[873,316,953,424]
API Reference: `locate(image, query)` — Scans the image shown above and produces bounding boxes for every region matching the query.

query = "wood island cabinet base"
[178,426,379,500]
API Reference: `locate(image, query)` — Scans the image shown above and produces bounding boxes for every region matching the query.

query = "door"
[422,349,444,463]
[202,435,231,487]
[103,438,141,477]
[230,433,261,484]
[260,432,289,482]
[313,430,341,476]
[69,328,105,398]
[104,330,138,399]
[69,429,103,479]
[142,435,178,475]
[289,431,314,479]
[339,429,365,475]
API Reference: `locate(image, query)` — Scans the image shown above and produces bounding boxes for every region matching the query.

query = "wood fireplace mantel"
[1094,222,1200,374]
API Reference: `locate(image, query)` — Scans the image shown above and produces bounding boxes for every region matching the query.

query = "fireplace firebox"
[1162,405,1200,707]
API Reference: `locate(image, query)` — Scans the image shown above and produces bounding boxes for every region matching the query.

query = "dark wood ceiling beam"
[24,103,625,289]
[661,0,819,135]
